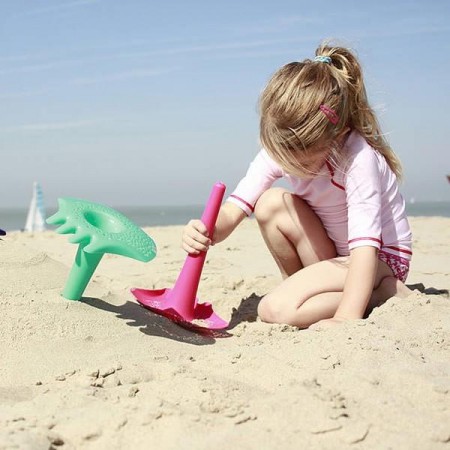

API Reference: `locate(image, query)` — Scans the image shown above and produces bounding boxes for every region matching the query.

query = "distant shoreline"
[1,201,450,232]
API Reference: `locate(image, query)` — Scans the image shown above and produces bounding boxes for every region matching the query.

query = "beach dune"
[0,217,449,449]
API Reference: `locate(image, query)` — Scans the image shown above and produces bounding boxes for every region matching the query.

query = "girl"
[182,43,413,329]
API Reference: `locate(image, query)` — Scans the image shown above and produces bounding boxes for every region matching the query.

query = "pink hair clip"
[319,104,339,125]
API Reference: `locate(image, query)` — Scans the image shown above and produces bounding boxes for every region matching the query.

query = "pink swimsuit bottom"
[378,250,410,283]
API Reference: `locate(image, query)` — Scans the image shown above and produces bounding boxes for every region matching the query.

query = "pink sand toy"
[131,182,229,331]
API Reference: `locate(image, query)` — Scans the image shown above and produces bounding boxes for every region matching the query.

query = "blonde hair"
[259,42,403,179]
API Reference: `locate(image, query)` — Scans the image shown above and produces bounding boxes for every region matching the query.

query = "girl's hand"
[181,219,213,255]
[309,317,347,330]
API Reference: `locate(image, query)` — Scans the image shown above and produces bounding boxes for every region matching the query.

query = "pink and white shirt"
[227,131,412,260]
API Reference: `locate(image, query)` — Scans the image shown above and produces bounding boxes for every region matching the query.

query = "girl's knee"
[254,187,288,224]
[258,294,317,328]
[258,295,297,326]
[258,297,281,324]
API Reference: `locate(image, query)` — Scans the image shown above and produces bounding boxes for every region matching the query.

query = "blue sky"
[1,0,449,209]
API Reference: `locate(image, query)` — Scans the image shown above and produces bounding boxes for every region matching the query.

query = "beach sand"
[0,217,449,449]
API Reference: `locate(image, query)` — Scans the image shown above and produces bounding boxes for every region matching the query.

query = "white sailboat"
[24,181,47,232]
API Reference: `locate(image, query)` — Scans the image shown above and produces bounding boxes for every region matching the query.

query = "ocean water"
[0,205,205,232]
[1,202,449,233]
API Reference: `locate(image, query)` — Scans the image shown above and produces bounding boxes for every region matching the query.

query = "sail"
[24,182,47,232]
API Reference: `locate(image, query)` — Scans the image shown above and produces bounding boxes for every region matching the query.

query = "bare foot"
[369,276,413,309]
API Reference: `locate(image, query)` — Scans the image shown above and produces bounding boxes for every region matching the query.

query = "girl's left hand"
[309,317,347,330]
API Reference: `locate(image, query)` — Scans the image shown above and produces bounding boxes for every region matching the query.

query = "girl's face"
[295,147,330,174]
[274,140,332,178]
[294,128,349,176]
[268,129,350,178]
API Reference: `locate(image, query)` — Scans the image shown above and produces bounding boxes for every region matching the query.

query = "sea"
[1,201,449,233]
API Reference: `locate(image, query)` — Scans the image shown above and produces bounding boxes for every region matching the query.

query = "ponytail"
[260,42,403,180]
[316,43,403,179]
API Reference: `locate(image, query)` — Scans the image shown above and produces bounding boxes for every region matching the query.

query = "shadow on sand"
[227,293,263,330]
[407,283,449,298]
[82,297,232,346]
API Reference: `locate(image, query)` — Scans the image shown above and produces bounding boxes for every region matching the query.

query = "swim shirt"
[227,131,413,260]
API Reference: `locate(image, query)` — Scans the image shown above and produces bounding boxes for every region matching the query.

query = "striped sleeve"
[227,149,283,216]
[345,146,383,251]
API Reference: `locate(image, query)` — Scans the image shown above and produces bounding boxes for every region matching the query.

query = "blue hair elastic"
[314,55,332,64]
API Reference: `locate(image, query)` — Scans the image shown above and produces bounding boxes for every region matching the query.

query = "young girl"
[182,43,413,329]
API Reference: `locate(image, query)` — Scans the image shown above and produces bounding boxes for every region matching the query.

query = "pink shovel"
[131,182,229,331]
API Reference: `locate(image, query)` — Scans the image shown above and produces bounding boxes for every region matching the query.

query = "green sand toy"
[47,198,156,300]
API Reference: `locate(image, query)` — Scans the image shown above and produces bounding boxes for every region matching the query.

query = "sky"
[1,0,449,209]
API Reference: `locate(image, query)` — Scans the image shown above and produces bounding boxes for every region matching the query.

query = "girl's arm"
[319,137,383,324]
[309,246,378,329]
[182,202,246,254]
[183,148,283,255]
[334,246,378,319]
[213,202,247,244]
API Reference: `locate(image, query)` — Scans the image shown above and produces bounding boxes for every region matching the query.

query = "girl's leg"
[254,187,337,279]
[257,256,395,328]
[253,188,410,328]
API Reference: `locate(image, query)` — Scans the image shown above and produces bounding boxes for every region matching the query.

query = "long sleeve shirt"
[227,131,412,260]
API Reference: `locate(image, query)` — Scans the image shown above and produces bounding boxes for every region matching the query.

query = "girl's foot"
[370,276,412,308]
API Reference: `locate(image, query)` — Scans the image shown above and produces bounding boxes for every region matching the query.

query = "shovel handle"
[200,182,226,236]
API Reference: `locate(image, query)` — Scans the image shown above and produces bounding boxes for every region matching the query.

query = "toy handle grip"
[200,182,226,236]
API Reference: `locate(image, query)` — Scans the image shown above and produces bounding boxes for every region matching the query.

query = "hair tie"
[314,55,332,64]
[319,104,339,125]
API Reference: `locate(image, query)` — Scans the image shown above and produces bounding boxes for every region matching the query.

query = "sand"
[0,216,449,450]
